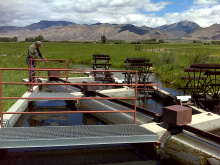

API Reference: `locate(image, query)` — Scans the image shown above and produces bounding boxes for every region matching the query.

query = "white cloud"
[163,4,220,27]
[193,0,219,6]
[0,0,219,28]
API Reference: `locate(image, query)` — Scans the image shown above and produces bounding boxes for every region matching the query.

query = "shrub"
[190,48,209,63]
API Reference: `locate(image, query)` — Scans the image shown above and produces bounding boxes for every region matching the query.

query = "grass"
[0,42,220,112]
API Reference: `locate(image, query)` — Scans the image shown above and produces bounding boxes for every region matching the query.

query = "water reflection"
[11,84,180,165]
[73,64,183,97]
[28,114,68,126]
[14,100,106,127]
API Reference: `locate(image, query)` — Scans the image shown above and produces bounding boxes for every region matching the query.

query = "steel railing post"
[28,58,31,92]
[31,58,34,92]
[66,60,68,92]
[33,58,36,92]
[134,71,138,124]
[0,69,3,127]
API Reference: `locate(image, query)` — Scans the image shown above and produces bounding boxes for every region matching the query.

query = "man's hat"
[35,41,42,47]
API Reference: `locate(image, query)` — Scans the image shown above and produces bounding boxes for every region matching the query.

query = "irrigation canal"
[6,86,177,164]
[0,64,219,165]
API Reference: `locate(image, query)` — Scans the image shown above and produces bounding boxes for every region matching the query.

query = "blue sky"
[151,1,194,17]
[0,0,219,27]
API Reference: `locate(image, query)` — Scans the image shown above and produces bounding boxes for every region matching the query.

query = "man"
[26,41,46,82]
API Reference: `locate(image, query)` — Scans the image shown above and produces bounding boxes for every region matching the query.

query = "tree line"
[211,40,220,45]
[0,37,17,42]
[25,35,44,42]
[131,39,164,44]
[1,34,219,45]
[0,35,44,42]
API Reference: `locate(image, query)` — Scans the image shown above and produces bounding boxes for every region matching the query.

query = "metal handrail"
[0,67,138,127]
[28,59,68,92]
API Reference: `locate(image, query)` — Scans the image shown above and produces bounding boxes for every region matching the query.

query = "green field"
[0,42,220,111]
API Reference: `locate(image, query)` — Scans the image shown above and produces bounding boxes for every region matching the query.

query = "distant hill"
[0,21,168,41]
[0,26,23,33]
[181,24,220,41]
[157,21,200,39]
[25,20,75,30]
[0,20,219,42]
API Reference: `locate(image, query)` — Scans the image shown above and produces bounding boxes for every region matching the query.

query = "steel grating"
[0,124,158,149]
[29,92,76,100]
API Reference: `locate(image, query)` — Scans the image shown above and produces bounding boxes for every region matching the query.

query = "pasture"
[0,42,220,111]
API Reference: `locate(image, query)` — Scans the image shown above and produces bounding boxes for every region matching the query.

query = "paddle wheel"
[92,54,114,82]
[123,58,153,84]
[180,63,220,112]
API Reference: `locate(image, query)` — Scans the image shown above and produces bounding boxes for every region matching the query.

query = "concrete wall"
[61,76,94,83]
[98,88,134,97]
[1,86,39,128]
[153,86,175,105]
[141,112,220,162]
[189,112,220,132]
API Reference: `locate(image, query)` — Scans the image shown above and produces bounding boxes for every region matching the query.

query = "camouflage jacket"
[27,44,45,59]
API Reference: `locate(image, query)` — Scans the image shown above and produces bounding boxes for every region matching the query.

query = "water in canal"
[10,99,179,165]
[74,64,184,97]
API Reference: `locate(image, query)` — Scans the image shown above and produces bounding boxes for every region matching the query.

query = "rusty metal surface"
[93,54,110,57]
[184,68,211,72]
[48,70,61,81]
[48,71,60,77]
[183,125,220,145]
[123,57,154,86]
[92,54,112,82]
[124,64,153,67]
[83,81,100,92]
[204,71,220,75]
[163,105,192,130]
[190,63,220,69]
[125,58,150,63]
[180,76,206,80]
[0,70,2,128]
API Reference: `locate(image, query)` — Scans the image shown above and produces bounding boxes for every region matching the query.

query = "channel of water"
[4,65,187,164]
[15,64,183,127]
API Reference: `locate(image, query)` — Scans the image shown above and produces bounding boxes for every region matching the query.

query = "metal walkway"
[0,124,158,149]
[29,92,76,100]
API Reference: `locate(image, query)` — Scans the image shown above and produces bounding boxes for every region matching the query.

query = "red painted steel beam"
[1,82,136,87]
[1,97,136,100]
[0,68,137,72]
[1,82,158,88]
[0,70,3,127]
[34,76,67,78]
[2,110,135,114]
[33,59,67,61]
[0,66,139,126]
[134,72,138,124]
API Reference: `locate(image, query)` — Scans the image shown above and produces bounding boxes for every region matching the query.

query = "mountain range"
[0,20,219,42]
